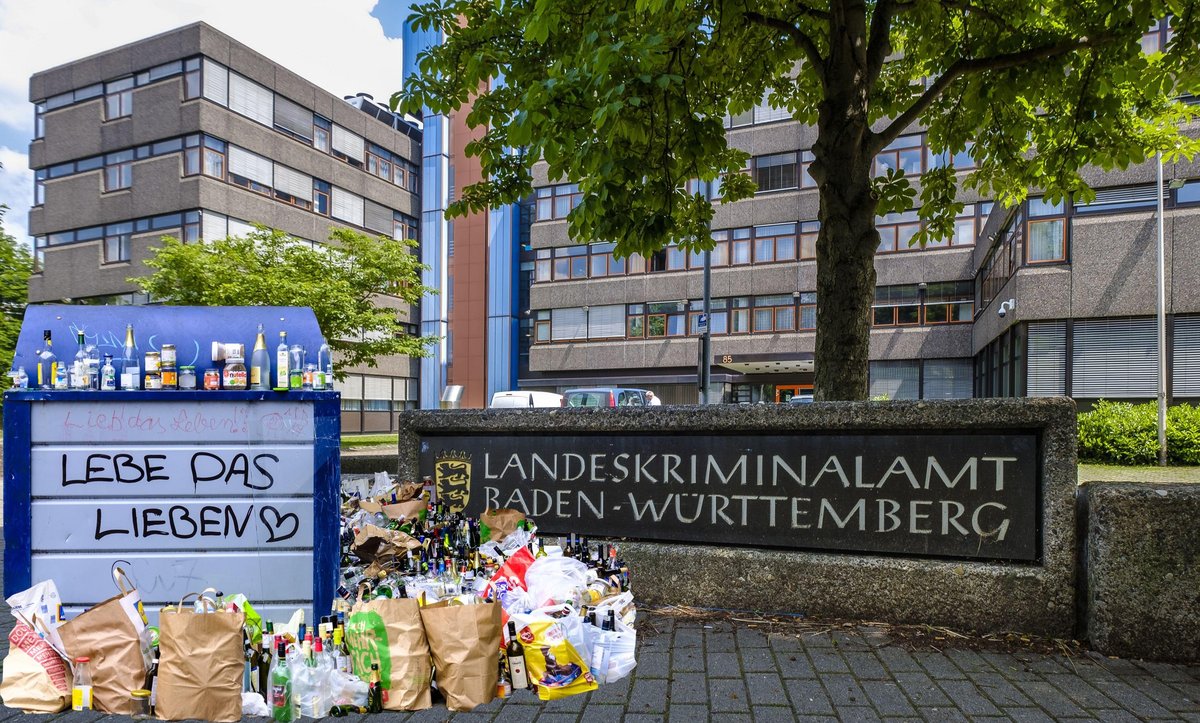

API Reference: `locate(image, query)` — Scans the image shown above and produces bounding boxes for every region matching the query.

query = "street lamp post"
[699,249,712,404]
[1154,154,1186,466]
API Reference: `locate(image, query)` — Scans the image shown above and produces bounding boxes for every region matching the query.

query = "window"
[922,281,974,324]
[182,210,201,243]
[626,304,644,337]
[367,145,392,181]
[103,222,132,263]
[314,116,331,152]
[798,293,817,329]
[873,284,921,326]
[875,134,923,177]
[800,151,817,188]
[753,295,796,332]
[928,142,976,170]
[753,90,791,124]
[753,224,797,264]
[34,170,45,205]
[104,77,134,120]
[729,297,751,334]
[314,180,331,215]
[1073,184,1165,214]
[754,153,798,192]
[393,212,418,241]
[273,165,313,209]
[331,125,365,166]
[1142,17,1173,55]
[590,243,625,277]
[183,58,201,99]
[535,183,582,221]
[103,150,133,191]
[876,209,920,253]
[331,187,365,225]
[800,221,819,260]
[923,204,979,248]
[202,136,226,179]
[553,245,588,280]
[395,159,418,192]
[228,146,273,195]
[228,73,274,126]
[34,102,45,139]
[731,228,752,265]
[535,249,552,282]
[1179,179,1200,205]
[1026,197,1066,263]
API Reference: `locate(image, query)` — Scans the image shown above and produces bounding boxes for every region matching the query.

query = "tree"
[133,227,438,371]
[399,0,1200,400]
[0,204,32,377]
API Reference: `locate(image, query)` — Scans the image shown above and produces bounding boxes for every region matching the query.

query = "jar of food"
[223,356,248,390]
[144,371,162,390]
[129,689,151,720]
[144,351,161,373]
[203,369,221,390]
[160,367,177,390]
[179,365,197,390]
[160,344,176,368]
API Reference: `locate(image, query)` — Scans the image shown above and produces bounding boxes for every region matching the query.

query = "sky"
[0,0,413,249]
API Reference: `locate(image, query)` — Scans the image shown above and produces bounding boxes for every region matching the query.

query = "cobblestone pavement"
[0,609,1197,722]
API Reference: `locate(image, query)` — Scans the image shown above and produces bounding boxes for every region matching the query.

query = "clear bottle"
[316,339,332,390]
[85,342,100,390]
[100,354,116,391]
[72,331,89,390]
[72,656,93,710]
[302,363,316,391]
[53,353,69,389]
[275,331,290,390]
[288,345,305,390]
[37,329,57,389]
[251,324,271,390]
[121,324,139,390]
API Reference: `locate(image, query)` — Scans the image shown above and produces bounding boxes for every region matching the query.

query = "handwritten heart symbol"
[259,506,300,543]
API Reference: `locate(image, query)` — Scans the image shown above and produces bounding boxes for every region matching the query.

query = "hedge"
[1078,400,1200,465]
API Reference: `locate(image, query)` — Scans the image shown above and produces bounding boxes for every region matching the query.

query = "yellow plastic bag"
[516,620,597,701]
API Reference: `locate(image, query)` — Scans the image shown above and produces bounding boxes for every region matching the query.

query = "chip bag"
[515,620,597,701]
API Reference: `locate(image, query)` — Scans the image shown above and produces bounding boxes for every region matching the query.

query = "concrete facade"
[522,105,1200,406]
[26,23,424,431]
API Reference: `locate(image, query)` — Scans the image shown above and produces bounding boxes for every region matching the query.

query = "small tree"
[0,204,32,376]
[400,0,1200,400]
[133,227,437,370]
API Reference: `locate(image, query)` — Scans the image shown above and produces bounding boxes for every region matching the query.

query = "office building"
[27,22,423,430]
[521,88,1200,405]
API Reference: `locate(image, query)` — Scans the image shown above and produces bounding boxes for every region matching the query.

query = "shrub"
[1078,400,1200,465]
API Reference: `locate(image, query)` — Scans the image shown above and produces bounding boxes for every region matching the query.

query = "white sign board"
[30,399,317,612]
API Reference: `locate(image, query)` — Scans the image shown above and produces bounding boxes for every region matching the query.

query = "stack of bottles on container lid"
[6,324,336,392]
[339,472,638,703]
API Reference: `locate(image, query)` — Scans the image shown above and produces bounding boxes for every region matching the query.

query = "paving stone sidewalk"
[0,608,1197,723]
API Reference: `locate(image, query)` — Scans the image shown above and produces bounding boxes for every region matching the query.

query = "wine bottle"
[367,664,383,713]
[269,639,293,723]
[505,621,531,691]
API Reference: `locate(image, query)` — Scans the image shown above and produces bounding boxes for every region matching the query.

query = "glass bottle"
[302,364,316,391]
[121,323,138,390]
[37,329,57,389]
[13,366,28,389]
[72,656,93,710]
[367,664,383,713]
[72,331,89,390]
[269,639,293,723]
[505,621,531,691]
[251,324,271,390]
[100,354,116,391]
[288,345,305,390]
[316,339,332,390]
[275,331,290,390]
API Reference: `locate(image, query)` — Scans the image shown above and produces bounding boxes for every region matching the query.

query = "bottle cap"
[131,689,151,699]
[75,656,89,663]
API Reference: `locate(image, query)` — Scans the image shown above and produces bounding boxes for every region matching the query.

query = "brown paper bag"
[481,508,526,542]
[382,496,427,521]
[346,597,432,710]
[393,482,423,502]
[57,571,147,714]
[0,623,73,712]
[155,598,245,722]
[420,601,500,712]
[352,523,422,563]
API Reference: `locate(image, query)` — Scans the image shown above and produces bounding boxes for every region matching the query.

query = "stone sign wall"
[398,399,1078,637]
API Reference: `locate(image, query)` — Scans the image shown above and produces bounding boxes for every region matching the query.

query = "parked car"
[488,391,565,408]
[788,394,815,405]
[563,387,651,407]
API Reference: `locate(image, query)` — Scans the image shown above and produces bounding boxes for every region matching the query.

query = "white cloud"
[0,147,33,249]
[0,0,405,137]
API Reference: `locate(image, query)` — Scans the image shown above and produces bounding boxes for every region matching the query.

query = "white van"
[488,391,565,408]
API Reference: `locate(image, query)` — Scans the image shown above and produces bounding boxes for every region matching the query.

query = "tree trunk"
[810,13,879,402]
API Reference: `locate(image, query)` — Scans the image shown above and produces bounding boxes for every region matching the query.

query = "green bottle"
[269,639,293,722]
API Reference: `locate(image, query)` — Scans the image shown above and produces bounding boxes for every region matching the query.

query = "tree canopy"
[399,0,1200,400]
[132,227,437,371]
[1,204,32,379]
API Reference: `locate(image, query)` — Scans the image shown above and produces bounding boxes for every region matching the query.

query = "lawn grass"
[341,433,398,449]
[1078,463,1200,484]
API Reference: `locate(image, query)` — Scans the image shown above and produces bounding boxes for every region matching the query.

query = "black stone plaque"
[419,431,1040,562]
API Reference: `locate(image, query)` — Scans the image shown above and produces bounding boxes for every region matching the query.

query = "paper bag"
[420,601,500,712]
[0,623,73,712]
[155,599,245,722]
[351,523,422,563]
[346,598,432,710]
[56,570,147,713]
[480,508,526,542]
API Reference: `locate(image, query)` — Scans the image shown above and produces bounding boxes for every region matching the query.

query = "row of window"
[34,131,419,242]
[529,283,973,344]
[977,180,1200,311]
[532,206,985,283]
[34,55,419,194]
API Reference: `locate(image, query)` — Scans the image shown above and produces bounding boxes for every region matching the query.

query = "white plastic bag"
[329,671,369,707]
[241,691,270,716]
[525,556,590,608]
[588,626,637,683]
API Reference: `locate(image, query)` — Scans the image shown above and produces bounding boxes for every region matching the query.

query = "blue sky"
[0,0,414,248]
